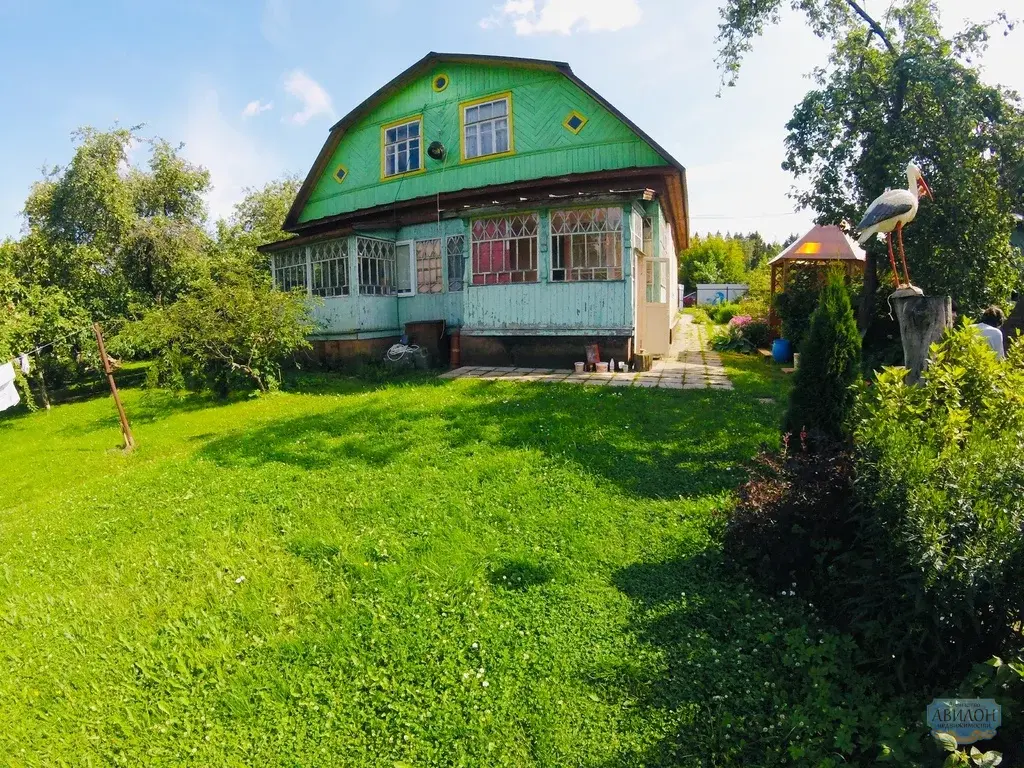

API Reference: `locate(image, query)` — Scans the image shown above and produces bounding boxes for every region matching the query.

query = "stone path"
[439,316,733,390]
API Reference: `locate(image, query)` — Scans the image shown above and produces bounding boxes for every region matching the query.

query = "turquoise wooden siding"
[462,282,630,335]
[300,201,678,338]
[298,62,669,225]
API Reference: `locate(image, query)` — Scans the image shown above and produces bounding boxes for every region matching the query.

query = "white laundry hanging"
[18,353,30,375]
[0,362,20,412]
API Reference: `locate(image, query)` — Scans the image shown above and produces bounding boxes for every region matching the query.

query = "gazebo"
[768,224,865,332]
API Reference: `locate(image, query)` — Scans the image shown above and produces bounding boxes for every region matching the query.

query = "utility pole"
[93,323,135,452]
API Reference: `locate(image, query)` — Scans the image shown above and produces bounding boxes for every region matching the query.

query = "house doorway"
[641,257,670,357]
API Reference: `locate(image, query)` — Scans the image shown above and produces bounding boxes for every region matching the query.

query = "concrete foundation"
[461,335,632,368]
[307,337,401,368]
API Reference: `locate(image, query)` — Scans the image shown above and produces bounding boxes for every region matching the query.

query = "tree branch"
[844,0,898,55]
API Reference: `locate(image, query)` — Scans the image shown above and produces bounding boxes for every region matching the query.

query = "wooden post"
[891,294,952,384]
[93,323,135,451]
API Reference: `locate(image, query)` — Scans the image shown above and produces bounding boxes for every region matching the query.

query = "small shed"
[768,225,865,331]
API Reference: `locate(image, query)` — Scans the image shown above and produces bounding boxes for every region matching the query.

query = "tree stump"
[891,293,952,384]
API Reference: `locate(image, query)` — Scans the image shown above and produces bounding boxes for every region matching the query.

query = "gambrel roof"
[284,52,688,246]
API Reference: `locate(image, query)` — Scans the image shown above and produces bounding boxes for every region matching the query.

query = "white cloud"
[480,0,642,35]
[283,70,334,125]
[182,85,285,223]
[241,99,274,118]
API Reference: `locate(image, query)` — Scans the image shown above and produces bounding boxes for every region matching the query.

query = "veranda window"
[310,239,348,297]
[273,248,308,292]
[416,239,442,294]
[357,237,396,296]
[550,207,623,281]
[646,259,669,304]
[446,235,466,292]
[463,96,511,160]
[631,208,644,252]
[471,213,539,285]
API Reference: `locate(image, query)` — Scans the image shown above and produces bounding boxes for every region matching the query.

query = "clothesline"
[6,317,125,366]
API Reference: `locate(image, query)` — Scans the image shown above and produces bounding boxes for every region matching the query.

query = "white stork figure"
[856,162,933,288]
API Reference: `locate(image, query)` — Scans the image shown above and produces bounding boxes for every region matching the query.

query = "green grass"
[0,366,904,766]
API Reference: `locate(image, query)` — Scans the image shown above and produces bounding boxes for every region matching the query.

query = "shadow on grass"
[195,374,776,498]
[196,401,423,470]
[55,390,246,438]
[487,557,557,591]
[593,548,802,767]
[436,381,774,500]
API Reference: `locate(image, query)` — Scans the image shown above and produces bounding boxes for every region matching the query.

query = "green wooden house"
[262,52,689,366]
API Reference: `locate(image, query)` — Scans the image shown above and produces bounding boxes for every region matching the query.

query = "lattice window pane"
[310,239,349,297]
[631,208,644,252]
[549,207,623,281]
[470,213,539,285]
[357,237,396,296]
[446,235,466,292]
[273,248,308,292]
[416,239,442,294]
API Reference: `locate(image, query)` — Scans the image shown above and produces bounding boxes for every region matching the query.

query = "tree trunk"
[33,368,51,410]
[891,294,952,383]
[858,249,878,333]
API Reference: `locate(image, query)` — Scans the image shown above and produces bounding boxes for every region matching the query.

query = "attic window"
[334,165,348,183]
[432,73,450,93]
[462,94,512,161]
[563,110,588,134]
[382,117,423,179]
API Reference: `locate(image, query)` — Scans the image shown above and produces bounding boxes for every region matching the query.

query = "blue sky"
[0,0,1021,242]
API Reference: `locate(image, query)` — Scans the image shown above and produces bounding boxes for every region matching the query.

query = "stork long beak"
[918,175,933,201]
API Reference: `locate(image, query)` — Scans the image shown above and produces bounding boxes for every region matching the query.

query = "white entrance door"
[642,258,670,356]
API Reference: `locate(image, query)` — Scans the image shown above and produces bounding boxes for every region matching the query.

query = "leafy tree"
[716,0,1024,327]
[784,269,862,440]
[1,239,92,408]
[21,126,213,317]
[115,265,318,394]
[214,177,299,274]
[679,234,748,287]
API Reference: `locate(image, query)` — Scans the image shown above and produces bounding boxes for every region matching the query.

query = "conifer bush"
[783,269,861,441]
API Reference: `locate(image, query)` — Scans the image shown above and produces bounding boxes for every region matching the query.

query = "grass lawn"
[1,360,900,766]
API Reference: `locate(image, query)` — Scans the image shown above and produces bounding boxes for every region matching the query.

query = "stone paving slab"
[441,316,734,390]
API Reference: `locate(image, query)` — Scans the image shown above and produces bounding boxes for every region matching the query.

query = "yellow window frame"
[459,91,515,164]
[563,110,588,135]
[380,114,426,183]
[333,164,349,184]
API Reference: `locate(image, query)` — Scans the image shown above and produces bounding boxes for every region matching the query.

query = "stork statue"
[856,162,933,289]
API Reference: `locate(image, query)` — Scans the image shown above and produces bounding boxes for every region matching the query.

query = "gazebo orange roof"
[768,225,865,264]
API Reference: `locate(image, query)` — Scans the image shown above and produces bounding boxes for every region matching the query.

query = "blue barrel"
[772,338,792,363]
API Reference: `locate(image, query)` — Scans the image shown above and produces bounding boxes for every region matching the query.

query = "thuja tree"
[716,0,1024,326]
[784,270,862,440]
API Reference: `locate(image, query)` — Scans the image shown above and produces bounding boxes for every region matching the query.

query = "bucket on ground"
[771,338,792,363]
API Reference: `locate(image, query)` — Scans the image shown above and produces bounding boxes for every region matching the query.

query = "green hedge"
[848,325,1024,684]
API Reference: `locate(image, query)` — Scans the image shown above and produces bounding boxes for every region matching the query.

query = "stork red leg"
[896,221,912,287]
[886,232,900,287]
